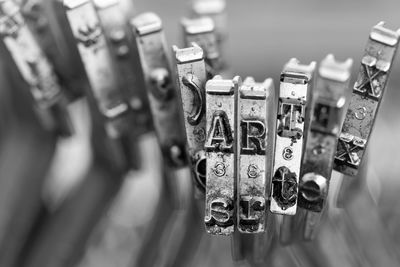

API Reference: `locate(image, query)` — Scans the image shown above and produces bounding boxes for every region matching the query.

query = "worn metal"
[94,0,152,137]
[270,58,316,215]
[191,0,227,45]
[204,75,240,235]
[19,0,87,100]
[0,0,72,136]
[64,0,129,138]
[299,54,353,212]
[131,12,186,168]
[237,77,275,233]
[334,22,400,176]
[181,17,222,77]
[173,43,207,189]
[300,55,353,241]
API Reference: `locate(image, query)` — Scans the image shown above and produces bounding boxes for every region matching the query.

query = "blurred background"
[1,0,400,267]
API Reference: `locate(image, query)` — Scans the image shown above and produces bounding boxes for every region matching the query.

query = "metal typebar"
[270,58,316,215]
[204,75,240,235]
[299,54,353,241]
[173,43,208,189]
[93,0,152,138]
[181,16,222,77]
[237,77,275,233]
[63,0,130,138]
[0,0,72,136]
[334,22,400,176]
[131,12,187,168]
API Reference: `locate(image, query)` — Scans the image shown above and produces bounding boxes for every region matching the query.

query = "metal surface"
[94,0,152,137]
[181,16,222,77]
[132,14,203,267]
[131,12,187,168]
[20,0,87,101]
[270,58,316,215]
[298,55,353,241]
[334,22,400,176]
[299,54,353,212]
[237,77,275,233]
[191,0,227,46]
[0,1,399,266]
[63,0,129,138]
[0,0,72,136]
[204,76,239,235]
[173,43,207,189]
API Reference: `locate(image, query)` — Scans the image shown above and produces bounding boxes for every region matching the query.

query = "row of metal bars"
[0,0,399,267]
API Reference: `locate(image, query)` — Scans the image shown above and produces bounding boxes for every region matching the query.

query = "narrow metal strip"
[334,22,400,176]
[204,75,239,235]
[132,13,187,168]
[270,58,316,215]
[237,77,275,233]
[174,43,207,188]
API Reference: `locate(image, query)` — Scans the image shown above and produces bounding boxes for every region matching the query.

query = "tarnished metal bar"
[181,16,222,77]
[93,0,152,137]
[131,12,187,168]
[20,0,87,100]
[237,77,275,233]
[63,0,129,138]
[299,55,353,241]
[334,22,400,176]
[299,54,353,212]
[270,58,316,215]
[235,77,276,263]
[204,75,240,235]
[173,43,207,189]
[191,0,227,44]
[0,0,72,136]
[132,14,202,267]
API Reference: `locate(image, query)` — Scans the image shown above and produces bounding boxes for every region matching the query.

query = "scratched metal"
[94,0,152,136]
[181,17,222,77]
[237,77,275,233]
[0,0,72,135]
[204,76,239,235]
[299,54,353,213]
[334,22,400,176]
[270,58,316,215]
[173,43,207,188]
[64,0,129,138]
[131,13,186,168]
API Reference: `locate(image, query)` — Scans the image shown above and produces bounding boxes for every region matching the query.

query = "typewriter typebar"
[191,0,227,48]
[299,54,353,212]
[205,76,240,235]
[174,43,207,188]
[237,77,275,233]
[181,16,222,77]
[20,0,87,100]
[94,0,152,136]
[270,58,316,215]
[64,0,129,138]
[0,0,72,136]
[131,12,186,168]
[334,22,400,176]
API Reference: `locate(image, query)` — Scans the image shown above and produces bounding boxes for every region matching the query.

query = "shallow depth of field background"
[78,1,400,266]
[2,1,400,267]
